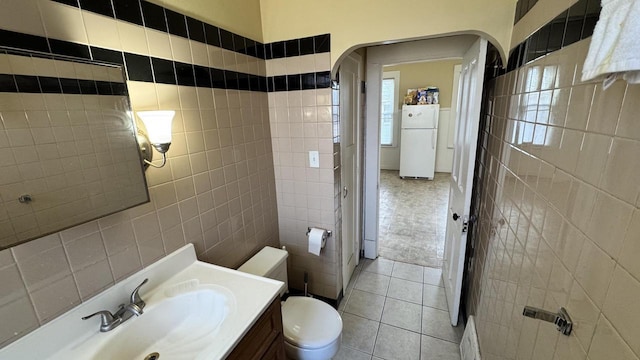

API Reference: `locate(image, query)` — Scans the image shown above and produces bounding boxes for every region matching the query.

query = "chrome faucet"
[82,278,148,332]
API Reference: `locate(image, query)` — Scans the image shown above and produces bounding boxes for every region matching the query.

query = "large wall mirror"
[0,47,149,249]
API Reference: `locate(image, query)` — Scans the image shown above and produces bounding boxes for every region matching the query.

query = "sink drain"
[144,352,160,360]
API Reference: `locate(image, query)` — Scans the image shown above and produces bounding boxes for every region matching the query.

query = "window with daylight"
[380,71,400,146]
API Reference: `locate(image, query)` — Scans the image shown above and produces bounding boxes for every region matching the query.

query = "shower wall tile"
[470,37,640,359]
[589,315,637,360]
[602,266,640,355]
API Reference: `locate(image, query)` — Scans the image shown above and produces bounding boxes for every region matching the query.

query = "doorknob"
[343,186,348,198]
[452,213,460,221]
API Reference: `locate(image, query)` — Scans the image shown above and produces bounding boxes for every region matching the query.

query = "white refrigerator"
[399,104,439,179]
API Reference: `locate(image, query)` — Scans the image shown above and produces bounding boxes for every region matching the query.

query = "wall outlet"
[309,151,319,168]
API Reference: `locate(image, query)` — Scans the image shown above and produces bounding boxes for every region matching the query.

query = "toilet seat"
[281,297,342,350]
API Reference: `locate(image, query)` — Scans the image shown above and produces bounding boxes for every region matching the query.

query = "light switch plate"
[309,151,319,168]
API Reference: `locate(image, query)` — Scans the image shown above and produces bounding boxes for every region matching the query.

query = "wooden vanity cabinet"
[227,298,286,360]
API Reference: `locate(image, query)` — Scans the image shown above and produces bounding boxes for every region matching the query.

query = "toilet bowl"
[237,247,342,360]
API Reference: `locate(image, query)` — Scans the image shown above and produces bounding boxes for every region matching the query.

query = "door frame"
[363,35,480,258]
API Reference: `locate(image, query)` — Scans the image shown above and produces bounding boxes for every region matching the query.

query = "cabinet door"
[227,298,284,360]
[261,333,286,360]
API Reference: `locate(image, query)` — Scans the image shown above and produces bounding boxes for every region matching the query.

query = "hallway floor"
[378,171,450,268]
[334,257,462,360]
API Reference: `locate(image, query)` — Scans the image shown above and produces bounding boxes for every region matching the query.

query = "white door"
[340,53,362,291]
[399,128,437,178]
[442,37,487,326]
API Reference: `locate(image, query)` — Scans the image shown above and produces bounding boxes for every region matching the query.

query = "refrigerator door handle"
[432,130,435,149]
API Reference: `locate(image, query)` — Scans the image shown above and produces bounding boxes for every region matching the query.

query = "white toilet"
[238,246,342,360]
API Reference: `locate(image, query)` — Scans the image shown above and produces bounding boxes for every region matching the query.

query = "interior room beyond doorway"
[378,171,449,267]
[377,59,461,267]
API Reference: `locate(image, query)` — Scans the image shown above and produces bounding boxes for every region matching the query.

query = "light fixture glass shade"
[137,111,174,146]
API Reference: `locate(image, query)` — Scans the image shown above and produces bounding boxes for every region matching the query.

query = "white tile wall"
[0,0,277,349]
[471,38,640,359]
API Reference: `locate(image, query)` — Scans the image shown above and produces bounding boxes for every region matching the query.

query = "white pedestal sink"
[0,244,284,360]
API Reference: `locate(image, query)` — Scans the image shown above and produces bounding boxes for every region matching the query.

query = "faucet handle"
[130,278,148,308]
[82,310,120,332]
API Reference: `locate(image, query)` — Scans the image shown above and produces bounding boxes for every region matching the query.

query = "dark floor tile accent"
[152,57,176,85]
[273,75,287,92]
[112,0,143,26]
[204,24,220,47]
[266,76,274,92]
[165,9,187,37]
[525,32,538,63]
[79,79,98,94]
[302,73,316,90]
[49,39,90,59]
[246,39,257,57]
[186,17,205,43]
[256,43,265,60]
[271,41,285,59]
[285,39,300,57]
[14,75,41,93]
[314,34,330,53]
[141,1,167,32]
[193,65,211,88]
[259,76,267,92]
[60,78,81,94]
[96,80,113,95]
[0,29,50,53]
[300,36,315,56]
[287,74,301,91]
[569,0,588,18]
[582,14,598,39]
[535,24,551,54]
[79,0,114,17]
[225,70,238,90]
[175,62,195,86]
[547,12,567,52]
[51,0,78,7]
[249,75,260,92]
[124,53,153,82]
[233,34,246,54]
[316,71,331,88]
[91,47,124,65]
[38,76,62,93]
[210,68,225,89]
[563,17,584,47]
[112,82,127,95]
[237,72,249,91]
[219,29,234,51]
[264,43,273,60]
[0,74,17,92]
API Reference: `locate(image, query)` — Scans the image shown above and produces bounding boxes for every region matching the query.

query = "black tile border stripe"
[0,30,332,93]
[50,0,331,60]
[503,0,600,75]
[0,73,127,96]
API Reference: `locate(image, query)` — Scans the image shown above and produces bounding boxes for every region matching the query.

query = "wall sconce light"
[137,110,174,169]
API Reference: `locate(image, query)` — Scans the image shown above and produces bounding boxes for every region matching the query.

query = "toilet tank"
[237,246,288,297]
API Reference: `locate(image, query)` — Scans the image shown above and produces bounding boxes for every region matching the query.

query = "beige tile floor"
[378,171,450,267]
[334,258,463,360]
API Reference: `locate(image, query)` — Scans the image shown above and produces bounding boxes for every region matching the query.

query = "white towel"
[581,0,640,85]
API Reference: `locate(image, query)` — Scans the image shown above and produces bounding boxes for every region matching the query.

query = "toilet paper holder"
[306,227,332,237]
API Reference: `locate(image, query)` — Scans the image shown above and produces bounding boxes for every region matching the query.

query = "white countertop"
[0,244,284,360]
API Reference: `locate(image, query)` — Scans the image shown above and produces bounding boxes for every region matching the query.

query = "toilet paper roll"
[307,227,326,256]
